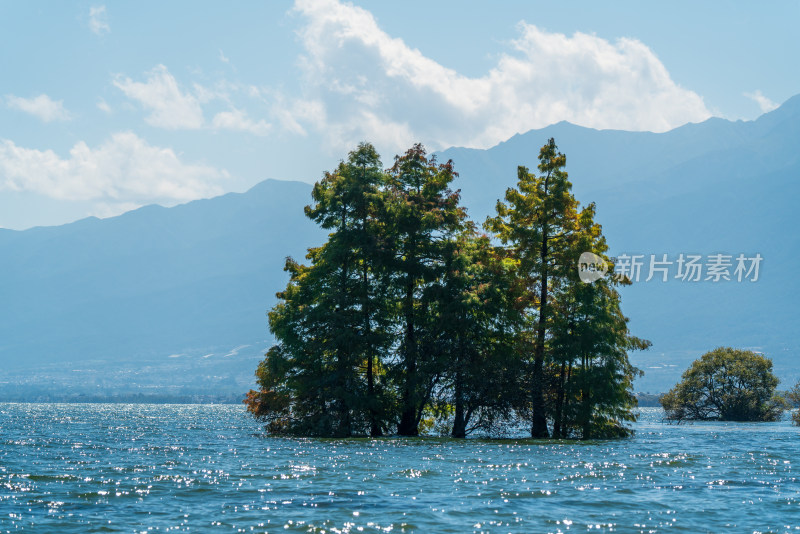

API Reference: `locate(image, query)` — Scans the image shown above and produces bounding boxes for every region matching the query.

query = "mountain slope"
[0,179,320,395]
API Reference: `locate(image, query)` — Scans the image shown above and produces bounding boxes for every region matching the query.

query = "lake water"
[2,404,799,533]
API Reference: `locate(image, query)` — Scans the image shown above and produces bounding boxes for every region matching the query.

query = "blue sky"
[1,1,797,229]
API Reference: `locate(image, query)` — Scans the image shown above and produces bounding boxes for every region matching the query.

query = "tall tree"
[305,142,391,436]
[486,138,579,438]
[384,144,467,436]
[245,143,391,436]
[487,139,649,438]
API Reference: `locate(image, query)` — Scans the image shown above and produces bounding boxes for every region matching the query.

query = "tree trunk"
[581,354,591,440]
[398,276,418,436]
[335,208,352,437]
[531,222,549,438]
[553,361,566,438]
[366,352,381,437]
[362,265,382,437]
[452,366,466,438]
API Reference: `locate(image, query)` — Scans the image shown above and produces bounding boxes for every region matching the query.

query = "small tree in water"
[660,347,785,422]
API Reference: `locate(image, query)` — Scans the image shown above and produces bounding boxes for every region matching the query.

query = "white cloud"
[212,108,271,135]
[6,94,72,122]
[744,90,778,113]
[113,65,205,129]
[219,49,230,64]
[97,98,112,113]
[89,5,110,36]
[0,132,227,204]
[289,0,711,153]
[270,96,326,136]
[114,65,271,135]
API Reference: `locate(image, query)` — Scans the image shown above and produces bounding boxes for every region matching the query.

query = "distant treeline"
[635,393,662,407]
[0,391,243,404]
[245,139,650,439]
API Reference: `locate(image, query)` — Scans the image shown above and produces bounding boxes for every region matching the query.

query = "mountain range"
[1,94,798,398]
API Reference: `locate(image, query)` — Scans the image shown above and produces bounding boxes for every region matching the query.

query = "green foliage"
[786,383,800,426]
[547,278,649,439]
[486,138,648,439]
[246,138,648,440]
[428,229,525,437]
[245,143,393,436]
[661,347,785,422]
[383,144,468,436]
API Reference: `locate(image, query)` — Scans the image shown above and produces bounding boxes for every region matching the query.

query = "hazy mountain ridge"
[1,96,798,397]
[0,179,320,382]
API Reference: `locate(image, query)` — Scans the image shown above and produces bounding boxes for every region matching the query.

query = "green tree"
[548,278,649,439]
[660,347,785,422]
[384,144,467,436]
[547,203,649,439]
[305,142,392,436]
[486,138,580,438]
[486,138,649,439]
[243,254,351,436]
[786,382,800,426]
[245,143,391,436]
[428,228,524,437]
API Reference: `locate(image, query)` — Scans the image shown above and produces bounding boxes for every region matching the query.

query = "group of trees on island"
[244,138,651,439]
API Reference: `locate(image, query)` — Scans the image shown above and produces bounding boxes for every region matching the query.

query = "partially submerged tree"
[486,138,647,438]
[547,203,650,439]
[245,143,392,436]
[786,382,800,426]
[661,347,785,422]
[428,229,524,438]
[246,138,648,439]
[383,144,467,436]
[485,139,579,437]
